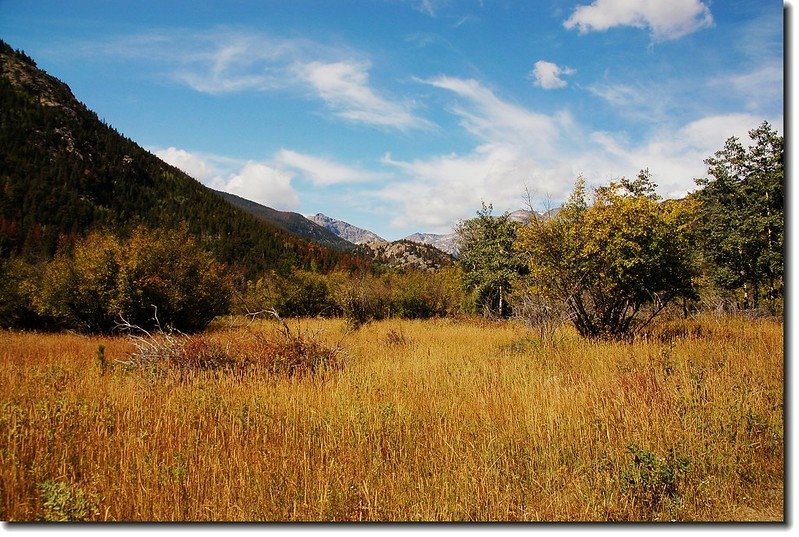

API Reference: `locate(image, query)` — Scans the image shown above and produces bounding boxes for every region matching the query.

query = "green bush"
[0,257,44,329]
[37,480,99,522]
[621,444,690,516]
[114,227,231,332]
[33,227,231,333]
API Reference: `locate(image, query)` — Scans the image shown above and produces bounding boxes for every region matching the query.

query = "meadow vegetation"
[0,44,784,522]
[0,313,782,521]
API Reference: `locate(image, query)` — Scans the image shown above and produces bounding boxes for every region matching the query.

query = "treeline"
[0,226,466,333]
[458,121,783,340]
[0,122,783,337]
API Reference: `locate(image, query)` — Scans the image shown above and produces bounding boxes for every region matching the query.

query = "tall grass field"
[0,315,783,521]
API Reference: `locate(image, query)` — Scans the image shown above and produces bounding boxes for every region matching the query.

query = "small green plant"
[37,480,99,522]
[621,444,690,516]
[96,344,107,375]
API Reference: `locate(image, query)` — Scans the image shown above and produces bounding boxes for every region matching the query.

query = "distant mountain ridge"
[402,232,459,257]
[356,239,454,271]
[306,208,560,259]
[214,192,355,252]
[307,213,386,245]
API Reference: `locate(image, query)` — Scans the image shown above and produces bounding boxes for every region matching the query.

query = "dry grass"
[0,314,783,521]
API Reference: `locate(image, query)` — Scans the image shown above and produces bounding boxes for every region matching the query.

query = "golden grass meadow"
[0,314,783,521]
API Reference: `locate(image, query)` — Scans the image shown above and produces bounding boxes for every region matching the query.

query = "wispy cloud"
[85,29,430,131]
[530,60,576,89]
[564,0,714,41]
[409,0,450,17]
[274,148,388,186]
[420,76,560,153]
[375,77,574,231]
[373,73,775,233]
[294,60,433,131]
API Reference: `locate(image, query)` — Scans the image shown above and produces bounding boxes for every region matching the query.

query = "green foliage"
[621,445,690,515]
[0,256,43,328]
[242,270,340,318]
[36,232,123,332]
[34,227,231,333]
[457,203,526,317]
[114,227,231,332]
[515,175,696,340]
[37,480,99,522]
[238,267,464,328]
[694,121,783,311]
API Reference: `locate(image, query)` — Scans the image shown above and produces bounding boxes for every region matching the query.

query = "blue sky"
[0,0,784,240]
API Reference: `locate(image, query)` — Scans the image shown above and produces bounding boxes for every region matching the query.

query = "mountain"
[402,208,560,257]
[0,40,364,276]
[213,191,355,252]
[356,239,454,271]
[307,213,386,245]
[508,209,534,223]
[403,232,460,257]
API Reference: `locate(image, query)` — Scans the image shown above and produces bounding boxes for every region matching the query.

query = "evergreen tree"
[456,203,525,317]
[694,121,784,310]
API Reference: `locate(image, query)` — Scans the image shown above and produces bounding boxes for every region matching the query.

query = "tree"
[694,121,783,310]
[35,227,232,333]
[456,203,525,317]
[515,175,696,340]
[114,227,232,332]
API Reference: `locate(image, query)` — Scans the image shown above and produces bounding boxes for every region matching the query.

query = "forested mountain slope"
[213,191,355,253]
[0,40,362,276]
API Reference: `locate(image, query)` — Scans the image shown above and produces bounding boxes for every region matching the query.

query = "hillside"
[403,232,460,257]
[307,213,386,245]
[355,239,454,271]
[214,191,355,252]
[0,40,361,276]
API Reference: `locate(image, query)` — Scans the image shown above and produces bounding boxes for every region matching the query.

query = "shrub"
[117,318,239,379]
[35,232,123,332]
[240,270,339,318]
[33,227,231,333]
[118,311,344,380]
[114,227,231,332]
[620,444,690,515]
[248,312,345,377]
[0,256,44,329]
[331,274,390,330]
[37,480,99,522]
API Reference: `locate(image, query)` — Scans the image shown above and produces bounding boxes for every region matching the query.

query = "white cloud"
[580,113,768,198]
[375,78,577,231]
[274,148,386,186]
[154,146,216,182]
[373,73,776,233]
[295,60,432,131]
[90,30,430,131]
[154,147,300,210]
[380,144,555,231]
[422,76,560,152]
[564,0,713,40]
[709,64,783,113]
[530,60,576,90]
[224,162,299,210]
